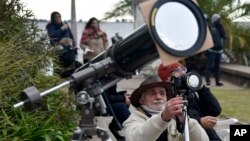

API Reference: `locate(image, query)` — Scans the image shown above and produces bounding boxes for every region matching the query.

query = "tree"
[197,0,250,65]
[104,0,250,65]
[103,0,132,21]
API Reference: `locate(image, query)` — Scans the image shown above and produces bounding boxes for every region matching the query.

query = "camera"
[171,71,202,97]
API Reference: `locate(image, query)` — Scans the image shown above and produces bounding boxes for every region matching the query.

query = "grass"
[210,87,250,123]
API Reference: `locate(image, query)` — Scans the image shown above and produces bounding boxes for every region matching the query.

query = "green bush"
[0,0,79,140]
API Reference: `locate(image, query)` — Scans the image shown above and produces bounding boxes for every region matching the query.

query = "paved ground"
[117,73,243,92]
[115,59,246,92]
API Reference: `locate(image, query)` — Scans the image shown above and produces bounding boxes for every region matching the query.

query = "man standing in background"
[205,14,226,87]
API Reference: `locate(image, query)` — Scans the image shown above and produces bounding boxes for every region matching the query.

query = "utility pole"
[71,0,77,45]
[132,0,148,29]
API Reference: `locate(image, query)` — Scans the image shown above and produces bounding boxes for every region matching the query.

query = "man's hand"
[161,96,184,122]
[200,116,217,129]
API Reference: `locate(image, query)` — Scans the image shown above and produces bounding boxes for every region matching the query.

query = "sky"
[21,0,130,21]
[20,0,250,22]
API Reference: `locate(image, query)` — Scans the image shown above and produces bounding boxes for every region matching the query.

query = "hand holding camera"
[161,96,185,122]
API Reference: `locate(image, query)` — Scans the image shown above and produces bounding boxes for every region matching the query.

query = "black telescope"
[75,24,158,80]
[14,0,207,140]
[14,0,207,113]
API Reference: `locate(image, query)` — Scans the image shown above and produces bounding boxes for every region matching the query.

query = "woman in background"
[46,11,75,47]
[46,11,79,78]
[80,17,109,63]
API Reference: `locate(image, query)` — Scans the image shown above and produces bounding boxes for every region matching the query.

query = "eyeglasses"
[173,66,187,73]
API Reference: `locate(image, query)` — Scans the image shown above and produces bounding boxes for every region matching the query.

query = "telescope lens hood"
[150,0,206,57]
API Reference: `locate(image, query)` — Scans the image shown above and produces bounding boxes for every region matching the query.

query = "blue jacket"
[46,22,75,46]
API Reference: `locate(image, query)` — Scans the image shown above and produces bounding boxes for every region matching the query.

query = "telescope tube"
[91,24,159,77]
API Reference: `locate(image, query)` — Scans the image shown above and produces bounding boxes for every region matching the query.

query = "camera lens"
[187,75,199,88]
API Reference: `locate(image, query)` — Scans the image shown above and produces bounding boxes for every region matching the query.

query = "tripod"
[72,79,110,141]
[71,103,109,141]
[183,92,190,141]
[72,76,125,141]
[175,89,193,141]
[171,71,203,141]
[14,58,117,141]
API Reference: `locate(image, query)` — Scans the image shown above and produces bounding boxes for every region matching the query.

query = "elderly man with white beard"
[123,76,209,141]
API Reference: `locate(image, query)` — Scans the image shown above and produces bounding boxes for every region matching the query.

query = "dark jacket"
[213,21,226,40]
[105,85,126,103]
[209,21,226,52]
[185,53,202,73]
[46,22,75,46]
[188,86,222,141]
[104,84,130,131]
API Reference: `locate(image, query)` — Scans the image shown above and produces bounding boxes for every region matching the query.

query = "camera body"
[170,71,202,98]
[169,71,203,134]
[173,76,189,90]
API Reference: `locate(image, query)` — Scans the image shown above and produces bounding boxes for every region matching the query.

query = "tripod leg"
[71,126,110,141]
[184,105,190,141]
[71,127,83,141]
[71,104,110,141]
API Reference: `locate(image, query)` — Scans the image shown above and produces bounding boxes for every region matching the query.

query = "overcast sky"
[21,0,130,21]
[21,0,250,22]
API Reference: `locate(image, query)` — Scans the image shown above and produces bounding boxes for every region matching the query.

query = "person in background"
[80,17,109,63]
[158,62,222,141]
[46,11,75,47]
[185,14,210,74]
[123,75,209,141]
[185,53,202,73]
[205,14,226,86]
[101,34,127,140]
[104,84,130,140]
[46,11,79,78]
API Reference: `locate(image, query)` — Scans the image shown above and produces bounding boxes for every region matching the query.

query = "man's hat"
[130,76,170,107]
